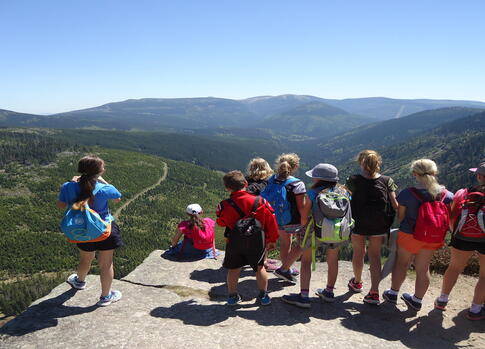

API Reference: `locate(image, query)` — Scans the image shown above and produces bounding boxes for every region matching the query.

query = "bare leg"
[299,248,313,291]
[472,253,485,305]
[279,230,291,263]
[413,248,435,299]
[255,266,268,292]
[368,236,384,292]
[326,247,339,288]
[281,245,303,270]
[441,248,473,295]
[351,234,366,283]
[97,249,114,297]
[77,250,95,281]
[227,268,241,295]
[391,247,412,291]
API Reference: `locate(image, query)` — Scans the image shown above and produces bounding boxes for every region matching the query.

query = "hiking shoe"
[66,273,86,290]
[97,290,122,306]
[258,292,271,306]
[363,292,380,305]
[282,293,311,309]
[290,267,300,276]
[434,298,448,311]
[466,308,485,321]
[274,268,297,284]
[382,290,398,304]
[348,278,363,293]
[316,288,335,303]
[401,293,422,311]
[227,293,242,306]
[264,262,279,273]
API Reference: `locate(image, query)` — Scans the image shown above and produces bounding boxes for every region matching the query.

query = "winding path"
[113,162,168,220]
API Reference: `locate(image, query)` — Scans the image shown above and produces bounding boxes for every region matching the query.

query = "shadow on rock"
[190,267,254,284]
[340,302,480,349]
[0,288,97,336]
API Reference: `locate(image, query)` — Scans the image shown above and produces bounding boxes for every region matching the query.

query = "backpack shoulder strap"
[251,196,261,214]
[409,187,426,202]
[438,190,448,203]
[226,198,246,218]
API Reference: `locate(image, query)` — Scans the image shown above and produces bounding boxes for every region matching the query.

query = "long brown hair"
[357,150,382,178]
[76,156,105,202]
[275,153,300,178]
[187,214,205,231]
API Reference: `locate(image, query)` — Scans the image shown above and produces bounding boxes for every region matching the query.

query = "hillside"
[257,102,373,137]
[297,107,483,167]
[2,95,485,133]
[0,129,226,316]
[322,97,485,120]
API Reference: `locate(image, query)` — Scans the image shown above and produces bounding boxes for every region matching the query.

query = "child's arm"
[171,229,183,248]
[215,201,228,227]
[295,193,309,226]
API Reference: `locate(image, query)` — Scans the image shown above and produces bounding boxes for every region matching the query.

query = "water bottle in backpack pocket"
[261,175,301,226]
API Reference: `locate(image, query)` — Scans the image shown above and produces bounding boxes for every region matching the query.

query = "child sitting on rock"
[216,170,278,306]
[166,204,218,259]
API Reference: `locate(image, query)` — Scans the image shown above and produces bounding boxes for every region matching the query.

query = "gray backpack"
[312,186,354,243]
[301,186,354,270]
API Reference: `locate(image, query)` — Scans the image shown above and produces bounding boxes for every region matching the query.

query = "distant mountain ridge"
[2,95,485,134]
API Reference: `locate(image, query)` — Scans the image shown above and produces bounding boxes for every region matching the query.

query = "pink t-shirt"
[177,218,215,250]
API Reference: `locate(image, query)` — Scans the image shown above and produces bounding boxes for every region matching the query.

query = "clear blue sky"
[1,0,484,114]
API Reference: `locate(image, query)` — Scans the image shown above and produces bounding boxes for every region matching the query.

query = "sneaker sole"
[281,298,311,309]
[434,302,447,311]
[401,296,421,311]
[274,272,297,284]
[315,292,335,303]
[363,298,380,305]
[382,294,397,304]
[466,314,485,321]
[348,285,363,293]
[66,280,86,290]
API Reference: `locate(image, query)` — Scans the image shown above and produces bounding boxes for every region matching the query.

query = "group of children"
[58,153,485,321]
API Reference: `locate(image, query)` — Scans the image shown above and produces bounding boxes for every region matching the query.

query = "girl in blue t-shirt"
[57,155,123,306]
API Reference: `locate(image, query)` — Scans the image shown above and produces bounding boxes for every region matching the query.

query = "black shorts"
[222,240,265,272]
[449,237,485,255]
[77,221,124,252]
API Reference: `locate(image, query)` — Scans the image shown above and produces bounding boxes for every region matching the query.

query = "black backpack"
[349,175,396,235]
[226,196,265,253]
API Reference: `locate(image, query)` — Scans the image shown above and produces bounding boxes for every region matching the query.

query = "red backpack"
[410,188,450,243]
[453,189,485,242]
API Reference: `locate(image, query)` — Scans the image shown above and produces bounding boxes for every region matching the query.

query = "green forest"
[1,109,484,317]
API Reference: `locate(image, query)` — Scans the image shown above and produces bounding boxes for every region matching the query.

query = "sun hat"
[469,161,485,176]
[186,204,203,215]
[305,163,339,182]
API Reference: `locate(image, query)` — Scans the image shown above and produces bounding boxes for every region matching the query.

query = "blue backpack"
[60,187,112,243]
[261,175,301,226]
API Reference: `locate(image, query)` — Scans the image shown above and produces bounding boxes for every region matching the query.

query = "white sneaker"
[66,273,86,290]
[97,290,122,306]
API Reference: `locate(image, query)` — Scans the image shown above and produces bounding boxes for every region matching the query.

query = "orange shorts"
[397,231,444,254]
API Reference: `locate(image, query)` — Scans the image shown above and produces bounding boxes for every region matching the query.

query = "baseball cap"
[469,161,485,176]
[305,163,339,182]
[186,203,202,215]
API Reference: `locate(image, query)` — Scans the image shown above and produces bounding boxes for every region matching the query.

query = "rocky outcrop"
[1,250,483,348]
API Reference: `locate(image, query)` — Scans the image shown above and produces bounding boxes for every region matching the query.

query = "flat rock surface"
[1,250,483,348]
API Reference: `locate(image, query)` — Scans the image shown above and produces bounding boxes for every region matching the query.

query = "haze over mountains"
[2,95,485,136]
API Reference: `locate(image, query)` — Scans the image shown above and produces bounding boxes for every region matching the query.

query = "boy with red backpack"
[436,162,485,320]
[382,159,453,311]
[216,170,278,306]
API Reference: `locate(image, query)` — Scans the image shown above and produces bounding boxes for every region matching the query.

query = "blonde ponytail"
[411,159,444,198]
[357,150,382,177]
[275,153,300,178]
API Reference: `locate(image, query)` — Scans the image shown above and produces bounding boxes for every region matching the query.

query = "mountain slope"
[296,107,483,166]
[257,102,373,137]
[322,97,485,120]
